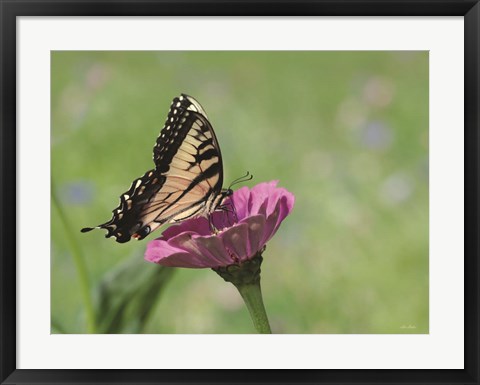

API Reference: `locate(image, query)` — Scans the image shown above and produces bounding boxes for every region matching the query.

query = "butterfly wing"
[153,94,224,209]
[81,94,225,243]
[81,169,165,243]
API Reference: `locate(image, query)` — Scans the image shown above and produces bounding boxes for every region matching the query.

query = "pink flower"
[145,181,295,268]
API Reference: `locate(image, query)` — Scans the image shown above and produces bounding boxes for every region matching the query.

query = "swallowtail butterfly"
[81,94,232,243]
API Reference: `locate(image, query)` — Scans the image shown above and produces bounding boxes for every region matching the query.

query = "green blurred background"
[51,51,428,334]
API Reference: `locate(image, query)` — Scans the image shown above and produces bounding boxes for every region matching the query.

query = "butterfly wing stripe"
[139,166,217,224]
[137,201,207,240]
[132,190,212,240]
[148,184,212,219]
[196,148,218,162]
[171,161,220,205]
[197,139,214,151]
[139,176,210,217]
[141,167,220,222]
[170,201,207,222]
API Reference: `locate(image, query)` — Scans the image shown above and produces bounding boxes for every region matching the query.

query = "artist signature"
[400,324,417,329]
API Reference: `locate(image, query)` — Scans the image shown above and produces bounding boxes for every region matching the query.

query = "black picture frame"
[1,1,479,384]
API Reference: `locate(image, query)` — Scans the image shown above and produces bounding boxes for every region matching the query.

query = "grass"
[51,51,429,334]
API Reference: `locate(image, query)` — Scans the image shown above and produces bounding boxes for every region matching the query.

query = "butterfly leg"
[217,201,237,225]
[209,214,221,234]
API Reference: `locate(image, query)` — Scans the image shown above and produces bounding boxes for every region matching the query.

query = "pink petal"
[240,214,266,255]
[219,222,250,263]
[230,186,251,220]
[144,239,202,268]
[248,181,283,217]
[251,180,279,195]
[265,187,294,217]
[153,252,216,268]
[162,216,211,240]
[166,232,234,268]
[246,183,270,216]
[260,196,287,245]
[194,236,236,267]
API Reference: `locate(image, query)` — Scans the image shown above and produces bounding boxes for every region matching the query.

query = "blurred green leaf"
[52,184,97,333]
[95,256,176,333]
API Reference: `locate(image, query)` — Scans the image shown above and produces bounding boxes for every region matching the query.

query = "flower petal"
[151,252,213,268]
[194,236,236,267]
[268,195,295,243]
[219,222,250,263]
[265,186,294,217]
[229,186,251,220]
[247,181,275,216]
[162,216,211,240]
[240,214,266,255]
[144,239,205,268]
[167,232,234,268]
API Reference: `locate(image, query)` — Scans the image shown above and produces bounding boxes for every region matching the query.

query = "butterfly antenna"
[224,171,252,224]
[228,171,253,190]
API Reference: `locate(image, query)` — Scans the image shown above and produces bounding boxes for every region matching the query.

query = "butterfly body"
[81,94,230,243]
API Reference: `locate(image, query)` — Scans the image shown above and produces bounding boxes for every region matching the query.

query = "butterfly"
[81,94,233,243]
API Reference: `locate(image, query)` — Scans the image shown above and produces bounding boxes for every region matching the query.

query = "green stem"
[234,281,272,334]
[52,186,96,333]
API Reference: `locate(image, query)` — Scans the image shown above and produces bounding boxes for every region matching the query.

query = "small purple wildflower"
[145,181,295,268]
